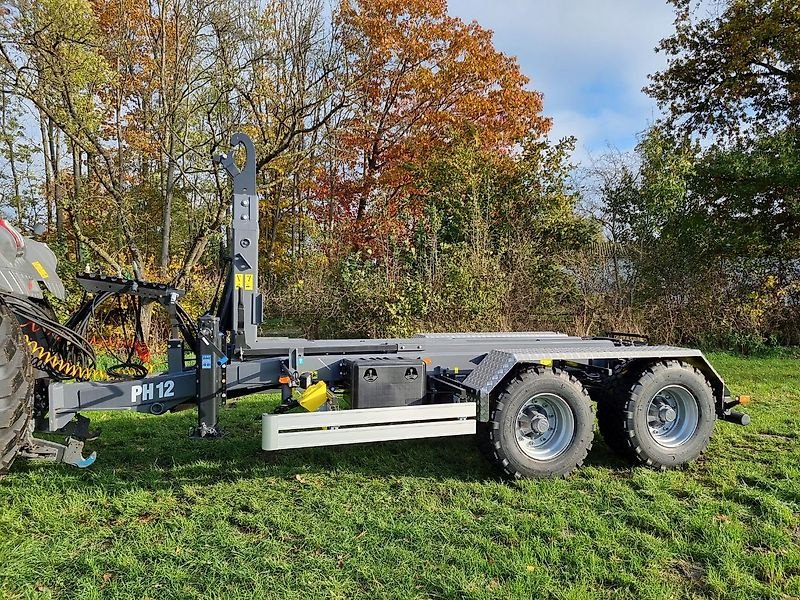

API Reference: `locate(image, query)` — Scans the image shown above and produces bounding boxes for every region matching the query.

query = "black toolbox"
[346,357,427,408]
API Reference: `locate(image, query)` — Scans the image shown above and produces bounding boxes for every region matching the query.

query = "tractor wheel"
[611,361,715,469]
[0,302,34,479]
[486,366,594,479]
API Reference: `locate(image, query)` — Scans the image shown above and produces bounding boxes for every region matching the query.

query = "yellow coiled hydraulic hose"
[20,322,107,382]
[4,293,149,383]
[25,335,106,381]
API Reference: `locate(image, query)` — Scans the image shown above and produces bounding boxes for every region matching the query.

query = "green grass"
[1,354,799,599]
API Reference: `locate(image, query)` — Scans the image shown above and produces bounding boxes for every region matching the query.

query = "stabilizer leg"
[190,314,226,438]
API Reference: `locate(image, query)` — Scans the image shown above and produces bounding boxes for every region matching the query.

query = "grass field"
[1,354,799,599]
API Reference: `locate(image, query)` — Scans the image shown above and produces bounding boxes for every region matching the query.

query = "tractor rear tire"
[486,366,594,479]
[0,302,34,479]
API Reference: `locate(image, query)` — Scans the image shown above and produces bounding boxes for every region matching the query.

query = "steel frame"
[42,134,746,450]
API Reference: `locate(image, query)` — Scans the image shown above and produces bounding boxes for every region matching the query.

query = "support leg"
[191,315,225,438]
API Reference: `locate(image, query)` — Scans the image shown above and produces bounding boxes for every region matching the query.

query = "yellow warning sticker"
[31,261,49,279]
[244,274,254,291]
[234,273,244,289]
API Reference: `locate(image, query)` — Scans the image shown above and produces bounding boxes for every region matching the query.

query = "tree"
[574,129,703,339]
[646,0,800,138]
[0,0,610,344]
[688,129,800,258]
[0,0,242,281]
[209,0,349,278]
[0,0,131,271]
[318,0,549,252]
[0,91,40,228]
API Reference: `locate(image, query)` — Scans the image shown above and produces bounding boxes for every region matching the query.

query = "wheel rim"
[646,384,699,448]
[514,393,575,460]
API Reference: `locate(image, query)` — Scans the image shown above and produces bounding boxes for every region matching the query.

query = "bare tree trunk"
[0,92,22,227]
[64,205,123,275]
[71,141,83,260]
[47,120,64,239]
[38,113,53,230]
[160,131,177,272]
[8,143,21,228]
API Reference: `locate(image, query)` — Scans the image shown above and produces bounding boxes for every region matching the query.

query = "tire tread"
[0,302,34,480]
[485,366,594,479]
[621,360,714,470]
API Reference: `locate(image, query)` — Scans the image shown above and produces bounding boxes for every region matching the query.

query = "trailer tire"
[475,421,494,461]
[594,366,639,459]
[0,302,34,479]
[621,361,715,469]
[488,366,593,479]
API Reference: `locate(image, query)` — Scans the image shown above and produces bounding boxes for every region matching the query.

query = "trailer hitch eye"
[404,367,419,381]
[363,368,378,382]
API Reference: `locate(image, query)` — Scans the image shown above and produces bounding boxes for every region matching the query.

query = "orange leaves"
[321,0,549,252]
[344,0,549,156]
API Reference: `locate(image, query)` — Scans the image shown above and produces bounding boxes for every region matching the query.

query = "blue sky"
[446,0,677,162]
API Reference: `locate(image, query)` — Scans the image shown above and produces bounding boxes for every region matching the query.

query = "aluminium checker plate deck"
[460,345,728,421]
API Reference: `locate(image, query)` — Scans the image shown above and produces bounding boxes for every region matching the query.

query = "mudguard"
[461,345,730,421]
[0,219,65,300]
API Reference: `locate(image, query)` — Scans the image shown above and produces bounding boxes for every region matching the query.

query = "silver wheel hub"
[659,405,677,423]
[530,414,549,433]
[515,393,575,460]
[647,385,700,448]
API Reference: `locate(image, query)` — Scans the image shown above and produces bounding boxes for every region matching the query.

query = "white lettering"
[132,380,176,404]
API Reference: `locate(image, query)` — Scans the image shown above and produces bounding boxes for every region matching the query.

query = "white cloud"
[447,0,676,156]
[548,108,650,163]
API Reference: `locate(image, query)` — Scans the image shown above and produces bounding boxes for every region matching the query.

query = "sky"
[446,0,677,162]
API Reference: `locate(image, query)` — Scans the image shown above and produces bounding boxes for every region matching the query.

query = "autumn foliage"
[310,0,550,253]
[2,0,799,349]
[0,0,583,339]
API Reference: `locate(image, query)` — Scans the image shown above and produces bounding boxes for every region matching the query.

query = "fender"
[0,219,65,300]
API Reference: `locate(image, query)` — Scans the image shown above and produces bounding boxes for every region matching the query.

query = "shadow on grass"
[13,396,629,491]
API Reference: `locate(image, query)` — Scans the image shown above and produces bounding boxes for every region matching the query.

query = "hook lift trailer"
[0,133,752,480]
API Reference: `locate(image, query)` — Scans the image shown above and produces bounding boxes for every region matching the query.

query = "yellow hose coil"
[24,335,107,381]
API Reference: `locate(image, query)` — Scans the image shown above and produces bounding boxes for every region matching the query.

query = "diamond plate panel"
[461,344,714,422]
[504,345,704,362]
[461,350,518,421]
[414,332,570,339]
